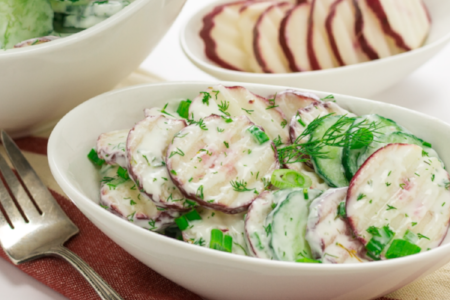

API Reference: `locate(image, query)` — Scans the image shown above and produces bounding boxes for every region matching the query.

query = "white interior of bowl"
[0,0,147,56]
[49,81,450,264]
[181,0,450,78]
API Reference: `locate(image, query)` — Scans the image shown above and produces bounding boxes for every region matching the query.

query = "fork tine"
[0,147,41,222]
[0,154,27,228]
[1,131,60,214]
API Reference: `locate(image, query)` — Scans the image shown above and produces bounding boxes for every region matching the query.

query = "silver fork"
[0,131,123,300]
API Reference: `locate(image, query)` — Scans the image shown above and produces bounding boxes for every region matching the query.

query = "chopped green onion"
[184,209,202,222]
[296,257,321,263]
[385,239,421,259]
[303,188,309,200]
[247,126,270,144]
[175,216,189,231]
[88,149,105,166]
[271,169,312,189]
[365,225,394,260]
[210,229,224,250]
[177,99,192,119]
[209,229,233,253]
[337,201,346,218]
[223,234,233,253]
[422,141,432,148]
[117,166,129,180]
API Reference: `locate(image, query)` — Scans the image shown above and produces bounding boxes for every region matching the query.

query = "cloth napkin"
[1,69,450,300]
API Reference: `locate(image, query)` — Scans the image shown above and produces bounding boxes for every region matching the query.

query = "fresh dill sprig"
[160,103,174,117]
[230,180,254,192]
[218,101,230,116]
[201,91,211,106]
[241,108,254,115]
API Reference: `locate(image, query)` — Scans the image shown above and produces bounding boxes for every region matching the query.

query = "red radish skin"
[353,0,379,60]
[366,0,411,51]
[326,0,345,66]
[306,0,321,70]
[346,144,450,253]
[167,115,280,214]
[279,2,312,72]
[200,1,250,71]
[126,116,190,211]
[253,2,294,73]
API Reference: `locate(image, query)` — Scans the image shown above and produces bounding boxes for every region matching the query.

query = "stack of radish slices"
[89,85,450,263]
[200,0,431,73]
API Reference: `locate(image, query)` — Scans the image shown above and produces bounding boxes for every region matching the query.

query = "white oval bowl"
[0,0,186,138]
[48,82,450,300]
[180,0,450,98]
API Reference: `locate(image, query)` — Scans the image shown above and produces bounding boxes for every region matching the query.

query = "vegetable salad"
[89,85,450,264]
[0,0,130,50]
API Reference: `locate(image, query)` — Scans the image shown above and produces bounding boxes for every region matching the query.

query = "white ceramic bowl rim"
[180,0,450,79]
[49,81,450,273]
[0,0,146,56]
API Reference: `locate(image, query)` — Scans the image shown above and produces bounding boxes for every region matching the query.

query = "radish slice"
[200,1,250,71]
[254,2,294,73]
[127,115,194,210]
[189,85,290,144]
[167,115,280,214]
[280,2,312,72]
[238,1,274,73]
[100,165,179,231]
[355,0,399,59]
[326,0,369,66]
[245,189,295,259]
[271,89,321,121]
[347,144,450,260]
[308,0,338,70]
[97,129,128,168]
[182,208,248,256]
[366,0,430,51]
[306,187,369,263]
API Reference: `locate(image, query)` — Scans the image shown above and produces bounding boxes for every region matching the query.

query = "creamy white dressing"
[274,90,320,121]
[127,115,192,210]
[347,144,450,257]
[245,189,299,259]
[306,188,368,264]
[96,129,128,168]
[99,165,178,231]
[183,208,248,256]
[167,115,278,212]
[269,189,323,262]
[189,85,290,144]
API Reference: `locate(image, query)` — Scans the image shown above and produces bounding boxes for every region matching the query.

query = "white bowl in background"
[49,82,450,300]
[180,0,450,98]
[0,0,186,138]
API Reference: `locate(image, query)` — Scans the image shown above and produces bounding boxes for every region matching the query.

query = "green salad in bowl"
[0,0,130,50]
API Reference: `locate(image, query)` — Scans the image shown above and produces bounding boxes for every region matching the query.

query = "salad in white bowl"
[86,84,450,264]
[1,0,131,50]
[49,82,450,300]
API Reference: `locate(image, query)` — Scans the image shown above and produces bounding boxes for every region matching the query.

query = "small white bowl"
[49,81,450,300]
[0,0,186,138]
[180,0,450,98]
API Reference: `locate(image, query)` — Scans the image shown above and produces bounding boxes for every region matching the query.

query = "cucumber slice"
[342,115,404,180]
[356,131,439,171]
[270,189,323,261]
[245,189,299,259]
[0,0,54,49]
[310,116,351,187]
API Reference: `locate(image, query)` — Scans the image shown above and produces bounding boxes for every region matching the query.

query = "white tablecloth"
[1,0,449,298]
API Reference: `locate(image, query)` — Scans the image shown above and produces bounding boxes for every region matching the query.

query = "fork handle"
[48,246,124,300]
